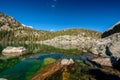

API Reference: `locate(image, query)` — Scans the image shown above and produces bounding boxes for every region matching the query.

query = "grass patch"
[43,58,56,66]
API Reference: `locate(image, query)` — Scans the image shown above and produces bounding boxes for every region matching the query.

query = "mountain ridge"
[0,12,101,43]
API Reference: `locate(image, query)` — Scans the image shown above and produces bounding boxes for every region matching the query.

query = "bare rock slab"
[2,46,28,56]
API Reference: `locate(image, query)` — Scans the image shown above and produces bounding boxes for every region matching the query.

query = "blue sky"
[0,0,120,32]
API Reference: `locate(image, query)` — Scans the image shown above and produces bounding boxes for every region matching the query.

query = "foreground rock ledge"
[2,46,28,56]
[90,21,120,67]
[31,59,74,80]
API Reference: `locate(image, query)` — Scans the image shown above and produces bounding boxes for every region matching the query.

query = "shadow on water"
[89,69,120,80]
[0,53,84,80]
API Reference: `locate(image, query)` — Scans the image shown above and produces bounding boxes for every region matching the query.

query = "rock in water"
[31,59,75,80]
[2,46,28,56]
[61,58,74,66]
[0,78,7,80]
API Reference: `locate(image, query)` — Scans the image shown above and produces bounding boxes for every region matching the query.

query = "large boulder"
[0,78,7,80]
[90,32,120,58]
[2,46,28,56]
[90,21,120,67]
[61,58,74,66]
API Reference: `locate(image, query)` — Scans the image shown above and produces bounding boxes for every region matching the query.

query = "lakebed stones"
[2,46,28,56]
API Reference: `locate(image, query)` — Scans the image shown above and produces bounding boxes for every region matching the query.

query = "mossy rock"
[43,58,56,65]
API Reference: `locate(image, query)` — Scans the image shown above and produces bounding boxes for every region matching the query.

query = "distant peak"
[102,21,120,38]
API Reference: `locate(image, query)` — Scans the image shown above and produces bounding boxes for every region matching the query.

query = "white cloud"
[51,5,55,8]
[22,24,33,28]
[50,29,55,32]
[27,26,33,28]
[22,24,26,26]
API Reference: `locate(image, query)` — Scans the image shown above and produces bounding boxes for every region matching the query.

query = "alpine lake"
[0,43,101,80]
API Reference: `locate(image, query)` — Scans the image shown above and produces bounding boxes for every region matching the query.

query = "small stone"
[61,58,74,66]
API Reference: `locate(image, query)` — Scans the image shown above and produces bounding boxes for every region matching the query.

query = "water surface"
[0,53,91,80]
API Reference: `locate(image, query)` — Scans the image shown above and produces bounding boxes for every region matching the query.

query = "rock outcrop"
[102,21,120,38]
[90,22,120,58]
[41,35,98,50]
[0,12,22,30]
[90,21,120,67]
[2,46,28,56]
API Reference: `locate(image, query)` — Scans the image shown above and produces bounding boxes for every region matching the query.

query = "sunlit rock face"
[41,35,99,50]
[2,46,28,56]
[61,58,74,66]
[90,21,120,67]
[90,21,120,58]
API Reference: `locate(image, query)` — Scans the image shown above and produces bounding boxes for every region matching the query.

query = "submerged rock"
[2,46,28,56]
[31,59,75,80]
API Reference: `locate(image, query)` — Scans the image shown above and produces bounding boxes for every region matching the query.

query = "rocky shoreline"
[40,21,120,68]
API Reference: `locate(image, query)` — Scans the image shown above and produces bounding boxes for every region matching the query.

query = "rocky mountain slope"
[0,12,101,47]
[0,12,21,30]
[0,12,52,42]
[90,21,120,68]
[90,22,120,58]
[41,28,101,49]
